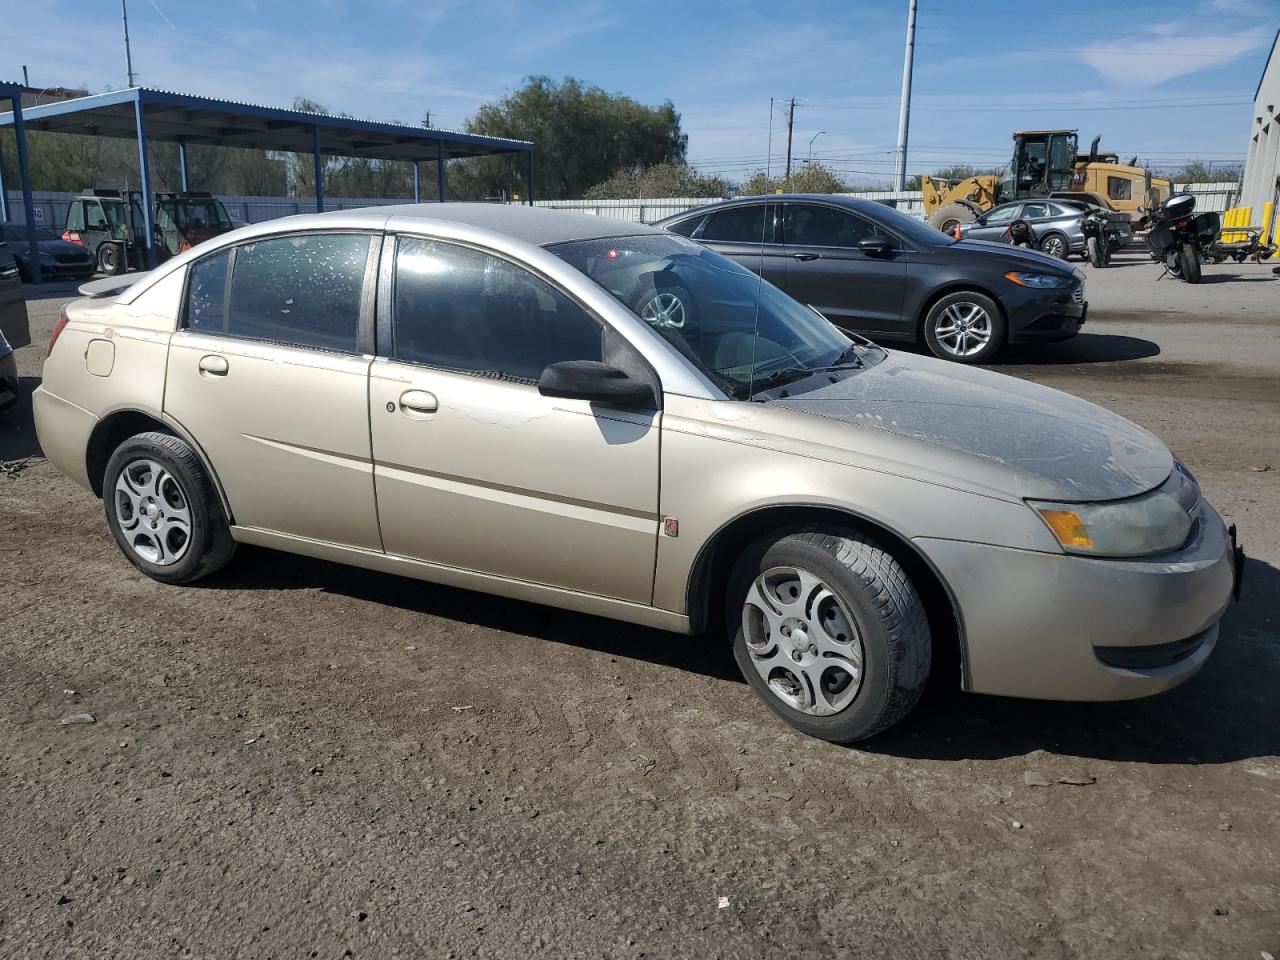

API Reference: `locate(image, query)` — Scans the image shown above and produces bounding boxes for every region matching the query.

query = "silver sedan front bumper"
[916,501,1235,701]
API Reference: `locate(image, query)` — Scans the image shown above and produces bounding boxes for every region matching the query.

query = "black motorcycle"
[1081,211,1111,267]
[1147,193,1220,284]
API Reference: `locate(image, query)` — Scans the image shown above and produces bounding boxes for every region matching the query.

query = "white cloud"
[1078,27,1270,88]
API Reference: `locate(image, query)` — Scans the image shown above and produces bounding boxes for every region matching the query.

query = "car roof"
[654,194,876,224]
[311,202,664,246]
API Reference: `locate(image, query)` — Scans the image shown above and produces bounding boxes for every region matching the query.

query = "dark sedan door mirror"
[859,236,893,258]
[538,361,653,407]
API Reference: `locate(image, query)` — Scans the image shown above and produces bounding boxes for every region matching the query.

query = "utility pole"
[121,0,137,87]
[894,0,917,190]
[784,98,796,185]
[766,98,774,180]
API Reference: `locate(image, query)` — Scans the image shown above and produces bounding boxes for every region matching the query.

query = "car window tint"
[187,251,231,332]
[784,204,875,248]
[1021,202,1050,220]
[700,205,768,243]
[984,206,1017,224]
[226,233,370,352]
[666,215,705,238]
[393,237,603,381]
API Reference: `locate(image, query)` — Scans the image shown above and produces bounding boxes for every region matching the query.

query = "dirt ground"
[2,249,1277,959]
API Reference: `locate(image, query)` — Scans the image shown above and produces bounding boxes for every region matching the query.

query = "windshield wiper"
[747,367,818,399]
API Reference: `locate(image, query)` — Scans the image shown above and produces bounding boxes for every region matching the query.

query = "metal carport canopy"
[0,86,534,270]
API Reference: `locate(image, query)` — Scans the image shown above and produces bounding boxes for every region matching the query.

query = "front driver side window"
[984,206,1017,225]
[392,237,604,382]
[784,204,875,248]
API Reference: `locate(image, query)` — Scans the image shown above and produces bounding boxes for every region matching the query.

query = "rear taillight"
[62,230,83,245]
[1176,218,1189,229]
[178,240,192,253]
[48,309,70,357]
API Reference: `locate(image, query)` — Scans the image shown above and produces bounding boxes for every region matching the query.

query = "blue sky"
[4,0,1276,183]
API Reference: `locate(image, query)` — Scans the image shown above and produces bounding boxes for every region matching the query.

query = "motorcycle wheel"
[1087,236,1104,268]
[1178,243,1202,284]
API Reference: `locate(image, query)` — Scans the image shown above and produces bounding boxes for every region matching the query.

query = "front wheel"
[1087,235,1104,268]
[103,431,236,585]
[922,291,1005,364]
[97,242,124,276]
[1178,243,1202,283]
[728,528,931,743]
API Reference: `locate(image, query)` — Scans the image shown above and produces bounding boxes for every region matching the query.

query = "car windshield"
[549,233,881,400]
[867,202,954,247]
[2,225,56,241]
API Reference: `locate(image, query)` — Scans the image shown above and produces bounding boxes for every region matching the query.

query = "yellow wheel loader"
[922,131,1168,234]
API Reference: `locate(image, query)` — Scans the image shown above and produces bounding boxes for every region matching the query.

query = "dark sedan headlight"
[1004,271,1072,289]
[0,261,17,279]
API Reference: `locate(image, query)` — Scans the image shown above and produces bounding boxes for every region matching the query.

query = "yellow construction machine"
[922,130,1169,233]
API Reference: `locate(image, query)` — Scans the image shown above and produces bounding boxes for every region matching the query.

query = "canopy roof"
[0,86,531,162]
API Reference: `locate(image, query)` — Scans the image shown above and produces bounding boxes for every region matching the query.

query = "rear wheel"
[1040,233,1069,259]
[727,528,931,743]
[922,290,1004,364]
[97,242,123,276]
[103,431,235,585]
[926,203,977,236]
[1086,236,1104,268]
[1178,242,1202,283]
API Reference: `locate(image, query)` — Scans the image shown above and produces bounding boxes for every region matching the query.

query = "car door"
[692,203,787,289]
[367,234,660,603]
[163,231,383,550]
[966,204,1018,243]
[779,202,906,335]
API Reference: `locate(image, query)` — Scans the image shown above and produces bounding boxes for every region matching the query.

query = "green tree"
[1165,160,1243,184]
[584,163,727,200]
[735,162,849,196]
[448,76,687,200]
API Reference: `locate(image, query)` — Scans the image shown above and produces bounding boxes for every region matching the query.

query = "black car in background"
[654,195,1087,363]
[1,224,95,282]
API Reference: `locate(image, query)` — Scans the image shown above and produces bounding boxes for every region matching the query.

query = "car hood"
[946,238,1078,274]
[769,350,1172,502]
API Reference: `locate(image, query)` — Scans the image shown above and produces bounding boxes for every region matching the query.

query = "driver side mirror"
[858,236,893,258]
[538,360,653,408]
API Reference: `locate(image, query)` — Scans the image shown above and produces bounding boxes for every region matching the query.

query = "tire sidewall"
[98,243,121,276]
[103,434,217,584]
[923,291,1004,364]
[728,536,903,742]
[1040,233,1069,259]
[1179,243,1201,283]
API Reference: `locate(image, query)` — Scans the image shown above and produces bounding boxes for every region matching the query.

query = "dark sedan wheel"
[1040,233,1069,259]
[922,291,1004,364]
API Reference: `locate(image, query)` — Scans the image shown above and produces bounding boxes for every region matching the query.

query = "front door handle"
[790,252,821,262]
[198,355,229,377]
[399,390,438,415]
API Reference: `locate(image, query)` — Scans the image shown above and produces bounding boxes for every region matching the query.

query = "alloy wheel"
[640,292,687,329]
[114,458,192,566]
[742,565,864,716]
[932,302,992,358]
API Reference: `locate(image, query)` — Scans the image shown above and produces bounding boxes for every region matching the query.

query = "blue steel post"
[412,162,420,202]
[0,133,8,222]
[178,140,189,191]
[313,126,324,212]
[526,149,535,206]
[134,94,156,269]
[13,99,41,283]
[437,139,446,202]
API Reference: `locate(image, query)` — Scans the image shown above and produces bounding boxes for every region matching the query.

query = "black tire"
[926,203,977,235]
[97,242,123,276]
[922,290,1005,364]
[103,431,236,585]
[1178,242,1201,283]
[726,527,931,743]
[1086,236,1104,268]
[1039,232,1069,259]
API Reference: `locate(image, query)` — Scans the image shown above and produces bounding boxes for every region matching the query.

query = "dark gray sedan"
[1,224,94,282]
[654,195,1086,363]
[957,200,1092,259]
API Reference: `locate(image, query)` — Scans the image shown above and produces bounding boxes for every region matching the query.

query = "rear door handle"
[790,252,821,262]
[198,355,229,377]
[398,389,438,415]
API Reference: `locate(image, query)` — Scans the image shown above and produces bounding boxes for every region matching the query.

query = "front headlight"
[1029,488,1194,558]
[1004,271,1071,288]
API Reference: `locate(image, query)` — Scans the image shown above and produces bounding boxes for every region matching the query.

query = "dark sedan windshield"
[550,234,878,400]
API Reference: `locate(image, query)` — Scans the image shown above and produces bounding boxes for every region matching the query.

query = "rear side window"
[392,237,603,381]
[222,233,370,352]
[700,205,769,244]
[665,215,705,238]
[187,251,230,331]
